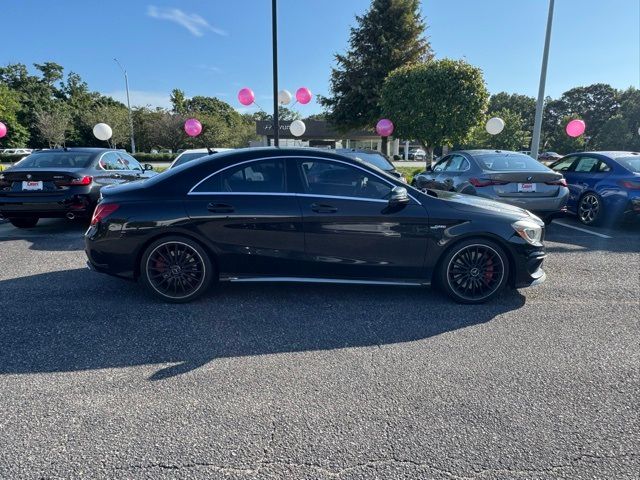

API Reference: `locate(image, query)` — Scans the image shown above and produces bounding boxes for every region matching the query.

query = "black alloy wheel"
[141,236,213,302]
[578,193,602,226]
[9,217,39,229]
[439,239,509,304]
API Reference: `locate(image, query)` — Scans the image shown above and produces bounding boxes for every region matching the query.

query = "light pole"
[271,0,279,147]
[114,58,136,153]
[530,0,555,160]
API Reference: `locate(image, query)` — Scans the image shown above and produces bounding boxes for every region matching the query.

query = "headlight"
[512,220,542,245]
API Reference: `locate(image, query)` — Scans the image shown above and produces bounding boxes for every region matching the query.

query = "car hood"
[435,190,538,221]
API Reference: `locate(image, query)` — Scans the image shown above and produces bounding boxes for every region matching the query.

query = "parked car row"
[411,149,640,226]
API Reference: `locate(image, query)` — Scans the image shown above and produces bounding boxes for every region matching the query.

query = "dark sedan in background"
[550,151,640,225]
[412,150,569,223]
[86,147,547,304]
[335,148,407,183]
[0,148,156,228]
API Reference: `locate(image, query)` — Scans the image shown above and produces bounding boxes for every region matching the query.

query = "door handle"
[311,203,338,213]
[207,202,234,213]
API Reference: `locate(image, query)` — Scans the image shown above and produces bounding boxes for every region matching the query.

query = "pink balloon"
[295,87,312,105]
[566,119,586,138]
[0,122,7,139]
[237,88,255,106]
[376,118,394,137]
[184,118,202,137]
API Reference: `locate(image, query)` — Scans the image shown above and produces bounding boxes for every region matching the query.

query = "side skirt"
[220,276,429,287]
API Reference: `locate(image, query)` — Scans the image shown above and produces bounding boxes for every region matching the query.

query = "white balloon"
[486,117,505,135]
[289,119,306,137]
[93,123,113,141]
[637,127,640,135]
[278,89,292,105]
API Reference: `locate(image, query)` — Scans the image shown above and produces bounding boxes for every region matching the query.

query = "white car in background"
[1,148,33,155]
[169,148,233,169]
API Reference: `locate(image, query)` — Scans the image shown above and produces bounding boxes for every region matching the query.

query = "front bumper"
[510,241,547,289]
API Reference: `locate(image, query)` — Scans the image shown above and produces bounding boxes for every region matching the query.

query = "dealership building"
[252,120,423,158]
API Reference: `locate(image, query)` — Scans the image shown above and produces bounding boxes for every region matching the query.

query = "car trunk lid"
[478,170,564,198]
[0,168,87,195]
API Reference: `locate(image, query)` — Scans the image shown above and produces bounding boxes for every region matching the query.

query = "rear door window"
[443,155,470,172]
[574,156,600,173]
[98,152,122,170]
[193,159,286,193]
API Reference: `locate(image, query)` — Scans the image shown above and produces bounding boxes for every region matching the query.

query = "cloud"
[103,90,172,109]
[147,5,227,37]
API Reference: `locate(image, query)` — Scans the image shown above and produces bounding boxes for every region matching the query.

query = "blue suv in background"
[550,151,640,226]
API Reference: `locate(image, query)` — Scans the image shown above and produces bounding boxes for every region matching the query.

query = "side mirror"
[143,163,154,171]
[389,186,410,206]
[426,164,433,172]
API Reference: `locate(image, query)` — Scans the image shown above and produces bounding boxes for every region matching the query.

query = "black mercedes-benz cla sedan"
[0,148,156,228]
[85,148,547,304]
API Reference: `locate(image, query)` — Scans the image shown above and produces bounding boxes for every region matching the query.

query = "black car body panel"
[85,148,546,294]
[0,148,156,220]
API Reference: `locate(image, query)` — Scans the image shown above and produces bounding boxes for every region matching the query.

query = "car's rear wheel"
[438,239,510,304]
[9,217,39,229]
[578,193,603,226]
[140,236,214,303]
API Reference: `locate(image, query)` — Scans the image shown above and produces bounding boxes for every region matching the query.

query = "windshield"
[476,153,549,172]
[172,152,209,168]
[340,151,393,171]
[14,152,95,169]
[617,156,640,173]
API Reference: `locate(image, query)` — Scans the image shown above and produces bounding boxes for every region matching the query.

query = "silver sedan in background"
[412,150,569,223]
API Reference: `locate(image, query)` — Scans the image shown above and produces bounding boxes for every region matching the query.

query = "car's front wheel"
[438,239,510,304]
[140,236,214,303]
[9,217,39,229]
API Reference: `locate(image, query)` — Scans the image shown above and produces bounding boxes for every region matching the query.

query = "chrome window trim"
[188,155,419,203]
[187,191,388,204]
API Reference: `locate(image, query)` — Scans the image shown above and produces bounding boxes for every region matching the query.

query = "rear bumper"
[481,189,569,215]
[0,194,94,218]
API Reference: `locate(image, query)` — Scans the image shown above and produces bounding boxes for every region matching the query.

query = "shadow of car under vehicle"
[0,218,87,252]
[0,268,526,381]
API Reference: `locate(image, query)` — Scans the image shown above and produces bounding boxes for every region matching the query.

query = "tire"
[577,192,603,226]
[9,217,39,229]
[438,238,510,304]
[140,236,214,303]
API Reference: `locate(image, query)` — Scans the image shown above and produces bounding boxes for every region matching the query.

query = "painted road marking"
[553,220,612,239]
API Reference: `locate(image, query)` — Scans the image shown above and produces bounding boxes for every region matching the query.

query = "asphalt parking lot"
[0,217,638,479]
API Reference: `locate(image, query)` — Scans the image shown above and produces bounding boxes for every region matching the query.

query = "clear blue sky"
[2,0,638,115]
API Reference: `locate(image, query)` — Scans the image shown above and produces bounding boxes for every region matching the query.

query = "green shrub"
[133,153,177,163]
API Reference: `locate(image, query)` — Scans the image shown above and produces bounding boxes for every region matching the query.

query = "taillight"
[618,180,640,190]
[57,176,93,186]
[91,203,119,226]
[546,178,567,187]
[469,178,509,187]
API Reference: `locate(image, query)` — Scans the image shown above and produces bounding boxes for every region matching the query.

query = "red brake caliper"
[484,257,494,283]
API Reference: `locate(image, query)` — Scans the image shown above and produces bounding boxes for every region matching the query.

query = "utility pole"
[114,58,136,153]
[271,0,279,147]
[530,0,555,160]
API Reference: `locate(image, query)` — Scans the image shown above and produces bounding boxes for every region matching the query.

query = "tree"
[488,92,536,131]
[35,103,71,147]
[594,88,640,151]
[462,109,529,152]
[170,89,187,115]
[0,83,29,147]
[320,0,432,134]
[380,59,489,161]
[83,104,130,148]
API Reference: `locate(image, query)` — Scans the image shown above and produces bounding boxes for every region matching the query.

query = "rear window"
[172,152,209,167]
[475,153,549,172]
[14,152,95,168]
[340,152,393,171]
[616,156,640,173]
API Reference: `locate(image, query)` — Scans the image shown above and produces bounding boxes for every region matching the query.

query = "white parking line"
[553,220,612,239]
